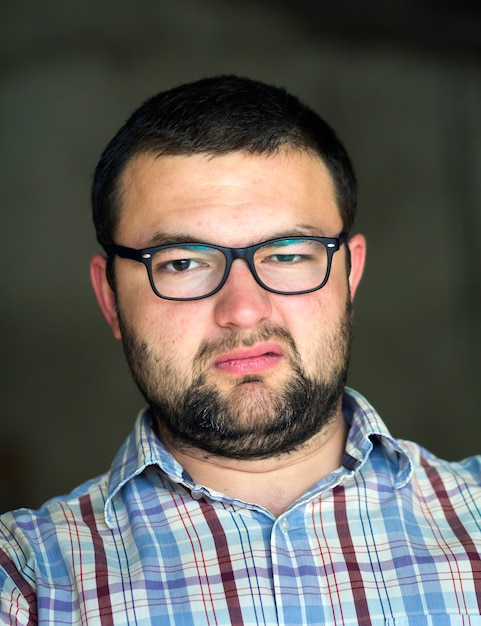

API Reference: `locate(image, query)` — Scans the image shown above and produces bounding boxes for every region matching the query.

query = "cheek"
[276,295,324,355]
[280,288,348,361]
[131,300,211,363]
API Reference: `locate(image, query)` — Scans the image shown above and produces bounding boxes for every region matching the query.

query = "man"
[1,75,480,625]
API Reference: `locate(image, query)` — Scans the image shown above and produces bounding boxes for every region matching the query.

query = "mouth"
[213,342,284,376]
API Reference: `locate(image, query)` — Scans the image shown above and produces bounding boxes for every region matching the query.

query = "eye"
[266,253,304,264]
[256,239,324,272]
[260,240,313,265]
[156,257,207,273]
[170,258,201,272]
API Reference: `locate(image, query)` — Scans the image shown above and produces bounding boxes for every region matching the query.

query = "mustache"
[195,322,299,364]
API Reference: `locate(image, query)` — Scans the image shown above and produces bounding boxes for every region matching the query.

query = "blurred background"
[1,0,480,513]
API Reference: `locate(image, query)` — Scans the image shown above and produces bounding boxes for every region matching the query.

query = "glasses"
[108,233,346,301]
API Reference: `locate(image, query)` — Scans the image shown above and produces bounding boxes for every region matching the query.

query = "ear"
[90,254,122,339]
[346,233,366,300]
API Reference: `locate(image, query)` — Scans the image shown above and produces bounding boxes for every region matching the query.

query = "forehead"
[116,150,342,247]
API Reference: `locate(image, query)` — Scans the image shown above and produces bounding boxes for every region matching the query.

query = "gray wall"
[1,0,480,512]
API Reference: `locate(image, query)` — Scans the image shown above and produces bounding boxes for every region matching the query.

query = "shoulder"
[0,473,109,622]
[397,439,481,520]
[402,438,481,484]
[0,472,109,572]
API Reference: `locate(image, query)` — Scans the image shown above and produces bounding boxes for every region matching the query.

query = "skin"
[91,149,366,515]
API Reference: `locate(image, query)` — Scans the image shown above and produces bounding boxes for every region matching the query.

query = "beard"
[117,298,353,460]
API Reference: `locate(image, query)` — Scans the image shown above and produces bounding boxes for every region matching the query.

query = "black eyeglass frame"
[107,233,347,301]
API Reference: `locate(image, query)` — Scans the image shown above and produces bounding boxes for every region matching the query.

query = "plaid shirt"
[1,388,481,625]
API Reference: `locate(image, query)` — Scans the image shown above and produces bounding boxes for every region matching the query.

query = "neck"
[158,410,348,517]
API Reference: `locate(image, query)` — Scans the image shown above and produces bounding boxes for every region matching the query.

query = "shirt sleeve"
[0,547,37,625]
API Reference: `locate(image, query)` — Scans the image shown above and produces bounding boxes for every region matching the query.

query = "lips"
[213,342,284,375]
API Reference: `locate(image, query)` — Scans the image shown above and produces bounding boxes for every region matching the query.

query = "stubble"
[118,300,352,460]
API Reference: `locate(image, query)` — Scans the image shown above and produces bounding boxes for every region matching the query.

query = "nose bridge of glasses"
[221,244,261,285]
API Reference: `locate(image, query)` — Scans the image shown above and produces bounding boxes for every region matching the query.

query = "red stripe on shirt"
[200,500,244,625]
[0,547,38,624]
[333,485,372,625]
[79,494,115,626]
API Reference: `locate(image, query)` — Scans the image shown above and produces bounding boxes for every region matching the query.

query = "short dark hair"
[92,75,357,251]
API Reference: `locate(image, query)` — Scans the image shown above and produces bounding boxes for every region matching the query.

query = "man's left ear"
[346,234,366,300]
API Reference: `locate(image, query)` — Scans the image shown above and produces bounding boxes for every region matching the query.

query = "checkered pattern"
[1,388,481,624]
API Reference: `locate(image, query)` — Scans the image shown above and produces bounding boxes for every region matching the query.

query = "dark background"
[1,0,480,513]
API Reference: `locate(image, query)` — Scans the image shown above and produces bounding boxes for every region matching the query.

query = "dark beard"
[118,300,352,460]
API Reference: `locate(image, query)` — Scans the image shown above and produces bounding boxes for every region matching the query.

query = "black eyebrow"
[143,227,333,249]
[145,233,202,247]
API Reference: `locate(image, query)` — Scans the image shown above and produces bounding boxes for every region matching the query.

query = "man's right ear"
[90,254,122,339]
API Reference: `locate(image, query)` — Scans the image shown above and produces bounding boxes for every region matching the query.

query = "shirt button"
[279,518,290,533]
[191,490,203,500]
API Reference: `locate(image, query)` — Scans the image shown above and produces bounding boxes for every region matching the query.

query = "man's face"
[94,150,365,459]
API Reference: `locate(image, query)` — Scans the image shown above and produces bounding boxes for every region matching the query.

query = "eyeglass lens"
[148,239,330,299]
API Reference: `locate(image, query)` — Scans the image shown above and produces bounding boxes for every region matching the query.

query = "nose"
[213,259,273,329]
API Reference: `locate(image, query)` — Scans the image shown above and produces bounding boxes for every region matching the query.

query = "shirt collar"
[342,387,413,488]
[104,388,413,526]
[104,409,188,527]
